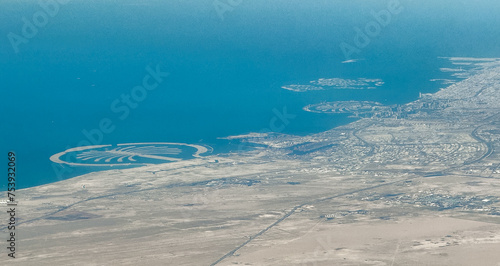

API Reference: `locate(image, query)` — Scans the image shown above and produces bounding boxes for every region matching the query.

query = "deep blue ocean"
[1,0,500,189]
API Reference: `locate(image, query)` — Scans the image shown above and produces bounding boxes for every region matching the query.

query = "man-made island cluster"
[5,58,500,265]
[282,78,384,92]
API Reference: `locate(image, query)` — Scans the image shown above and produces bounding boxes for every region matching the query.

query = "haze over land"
[4,59,500,265]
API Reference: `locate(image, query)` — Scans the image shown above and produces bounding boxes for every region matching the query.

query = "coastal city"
[5,58,500,265]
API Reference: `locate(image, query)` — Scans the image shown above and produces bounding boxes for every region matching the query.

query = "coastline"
[20,57,500,192]
[6,57,500,265]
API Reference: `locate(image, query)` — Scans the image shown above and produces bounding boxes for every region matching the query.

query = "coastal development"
[5,58,500,265]
[282,78,384,92]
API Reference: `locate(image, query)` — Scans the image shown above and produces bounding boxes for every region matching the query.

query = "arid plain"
[4,58,500,265]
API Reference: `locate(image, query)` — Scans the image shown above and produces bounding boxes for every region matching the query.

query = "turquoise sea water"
[1,0,500,189]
